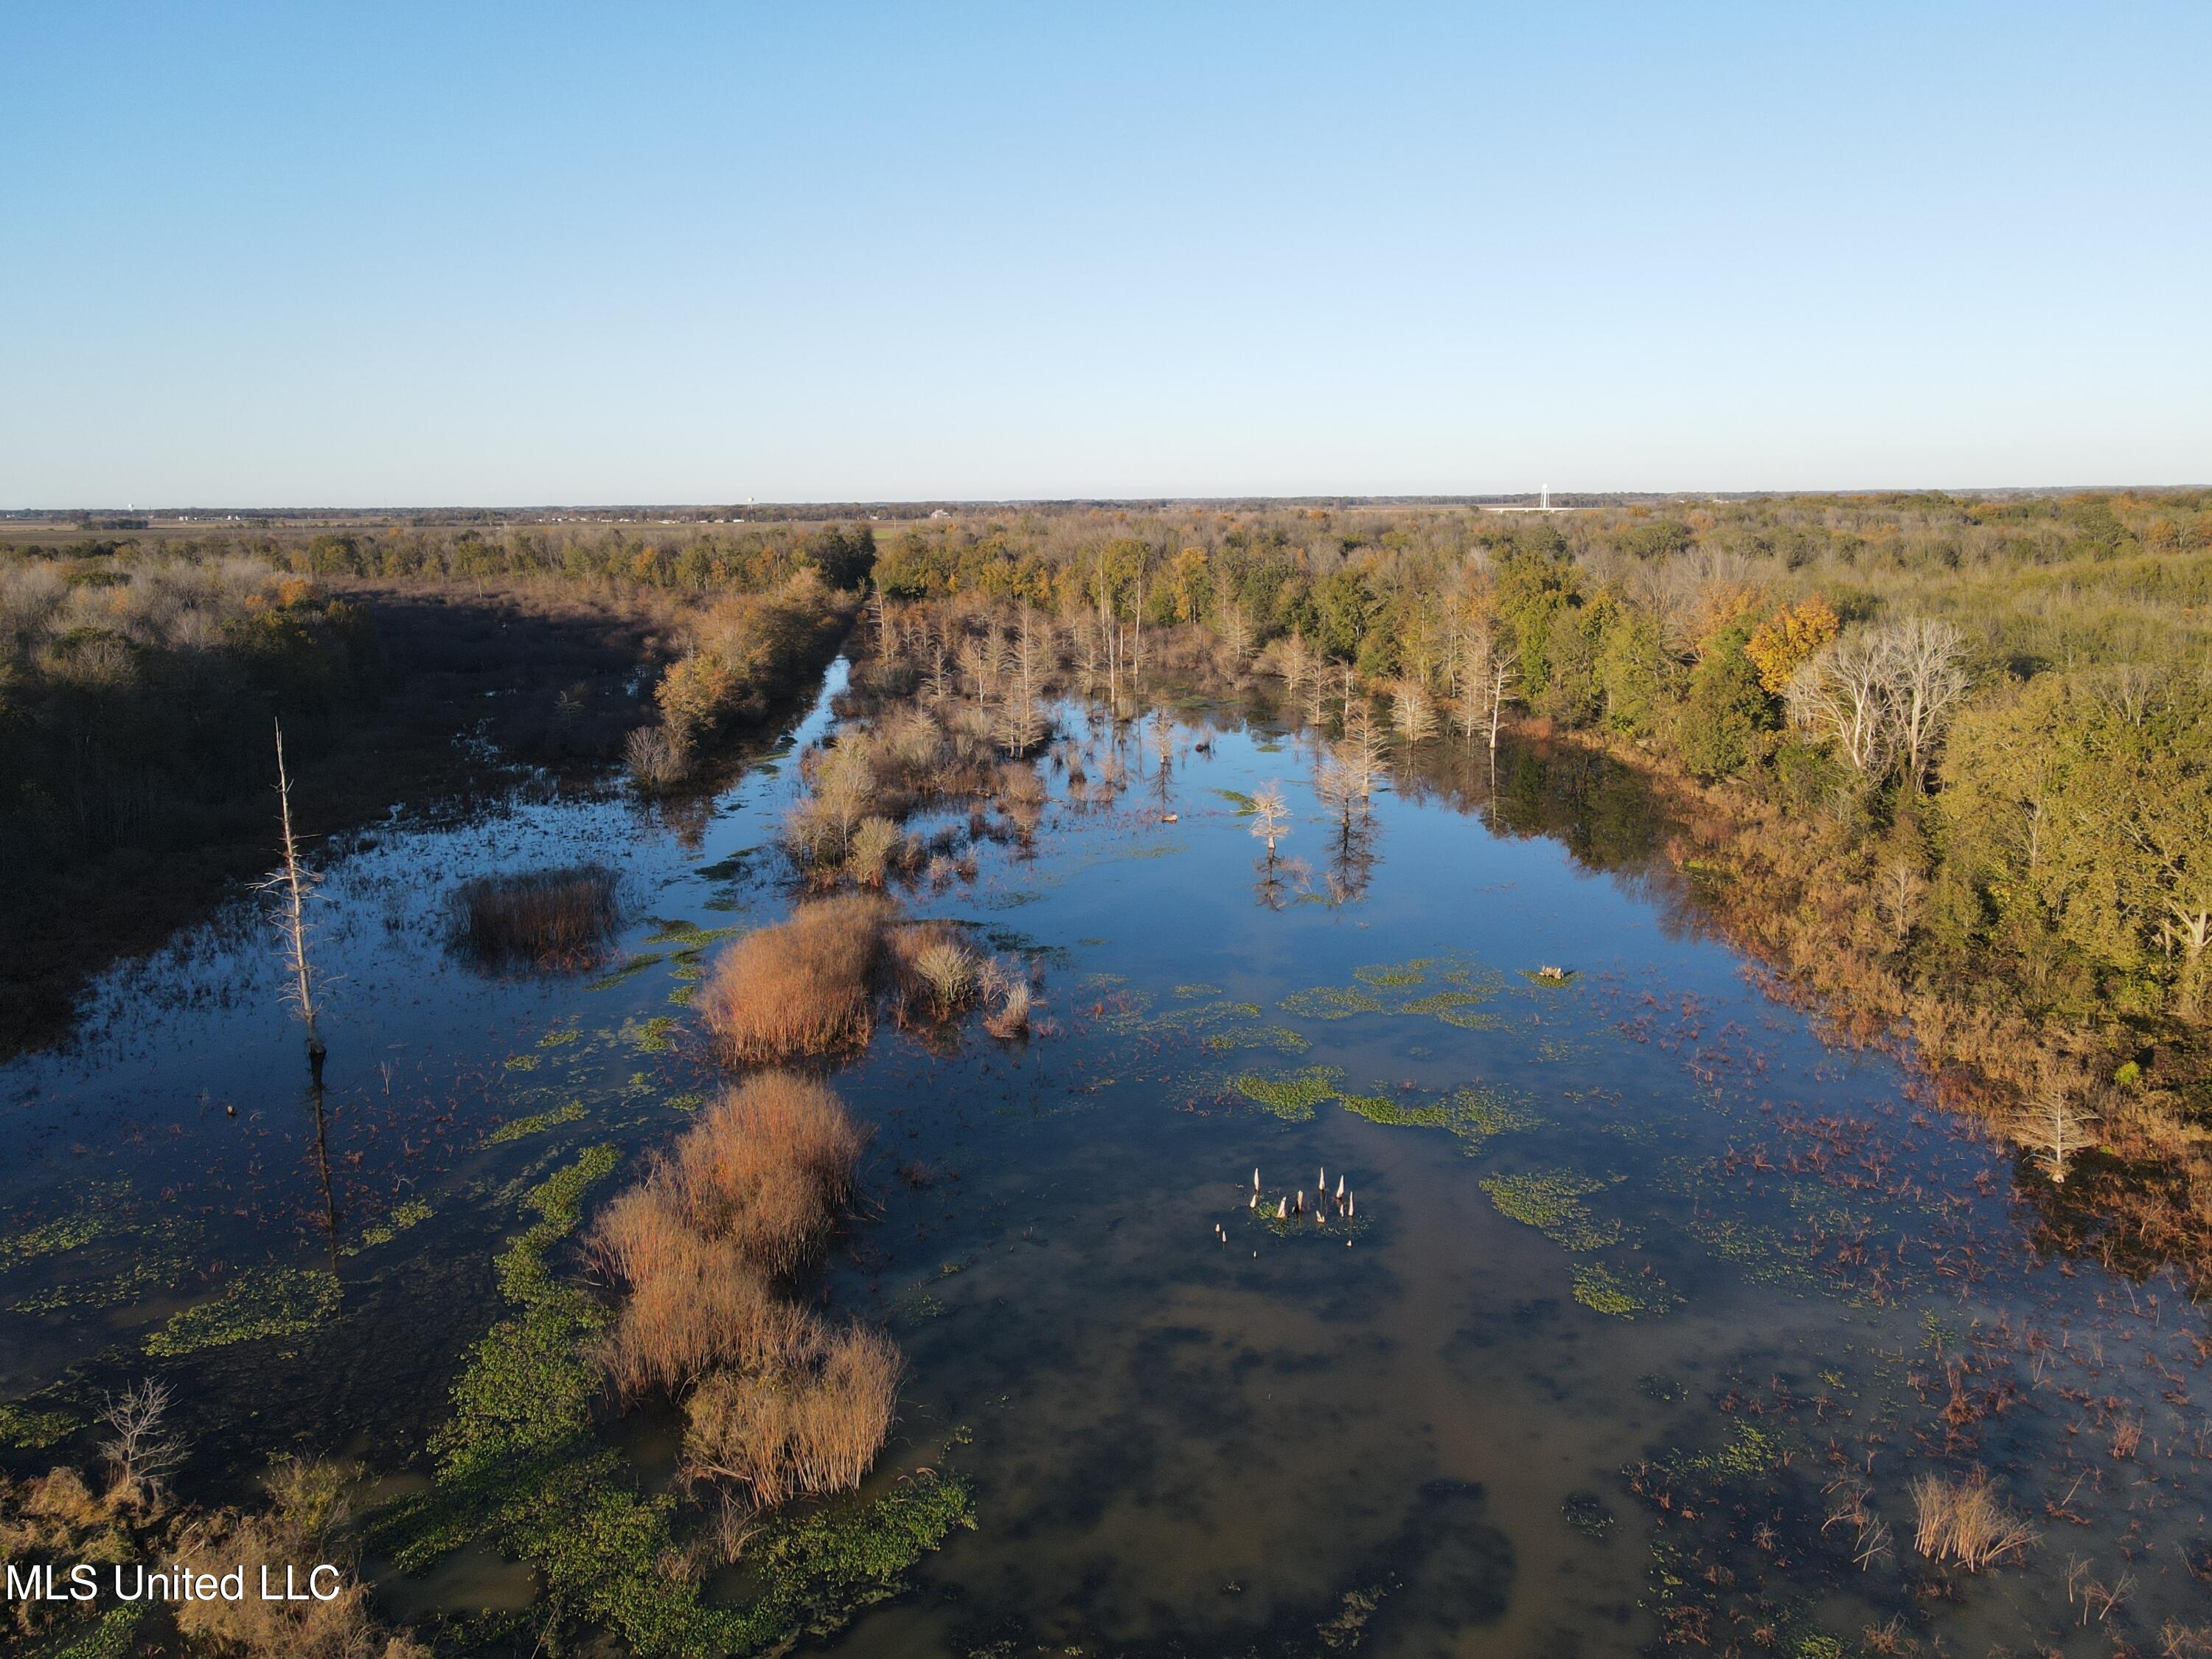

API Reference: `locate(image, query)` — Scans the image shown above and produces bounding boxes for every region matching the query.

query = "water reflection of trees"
[1383,734,1723,942]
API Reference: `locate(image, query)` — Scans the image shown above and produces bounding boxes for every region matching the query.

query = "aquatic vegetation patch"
[1173,982,1223,998]
[488,1102,587,1145]
[347,1199,434,1253]
[1279,984,1385,1019]
[538,1026,582,1048]
[644,918,740,948]
[1342,1093,1448,1127]
[1480,1172,1620,1251]
[665,1092,704,1113]
[1354,958,1432,987]
[633,1015,679,1052]
[503,1053,542,1071]
[0,1214,105,1272]
[145,1265,341,1357]
[586,950,668,990]
[1562,1489,1616,1540]
[0,1402,79,1450]
[1232,1066,1345,1120]
[10,1258,172,1315]
[1201,1022,1312,1054]
[1571,1262,1673,1318]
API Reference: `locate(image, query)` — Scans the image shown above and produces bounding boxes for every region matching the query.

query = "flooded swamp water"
[3,659,2208,1659]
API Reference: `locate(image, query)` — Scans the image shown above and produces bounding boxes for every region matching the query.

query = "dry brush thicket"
[589,1074,901,1536]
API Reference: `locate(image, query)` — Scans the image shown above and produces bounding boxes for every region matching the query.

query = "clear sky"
[3,2,2206,507]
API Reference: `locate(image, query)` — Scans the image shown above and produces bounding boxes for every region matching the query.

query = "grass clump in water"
[1232,1066,1345,1120]
[488,1102,587,1145]
[634,1016,679,1053]
[453,864,622,974]
[146,1265,341,1357]
[697,896,888,1062]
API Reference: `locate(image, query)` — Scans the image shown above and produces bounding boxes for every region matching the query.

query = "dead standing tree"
[267,720,326,1084]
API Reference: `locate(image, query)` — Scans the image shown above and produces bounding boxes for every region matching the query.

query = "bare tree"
[2011,1060,2101,1186]
[1390,678,1439,744]
[265,720,325,1080]
[1877,618,1971,790]
[1340,700,1389,804]
[100,1379,184,1503]
[1876,860,1927,943]
[1788,632,1894,776]
[1481,646,1518,752]
[1250,781,1292,859]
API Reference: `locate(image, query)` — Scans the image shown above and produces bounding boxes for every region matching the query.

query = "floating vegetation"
[1232,1066,1346,1120]
[1201,1022,1312,1054]
[0,1208,105,1270]
[504,1053,542,1071]
[1562,1489,1616,1540]
[146,1265,341,1357]
[1571,1262,1671,1318]
[347,1200,434,1253]
[1341,1093,1446,1127]
[664,1093,704,1113]
[1636,1374,1687,1403]
[586,950,668,991]
[633,1015,678,1053]
[0,1402,79,1449]
[538,1026,582,1048]
[1519,966,1578,987]
[1174,982,1224,998]
[1481,1172,1619,1251]
[643,918,740,948]
[1354,959,1432,987]
[1279,984,1385,1019]
[10,1259,173,1315]
[487,1102,587,1146]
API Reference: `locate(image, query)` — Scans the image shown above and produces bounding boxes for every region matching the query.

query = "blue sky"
[2,3,2205,506]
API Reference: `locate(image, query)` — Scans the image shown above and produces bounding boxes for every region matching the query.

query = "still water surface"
[4,661,2205,1657]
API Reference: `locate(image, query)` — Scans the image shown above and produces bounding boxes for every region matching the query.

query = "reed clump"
[590,1073,901,1533]
[695,894,890,1062]
[451,863,620,973]
[681,1325,904,1507]
[1910,1469,2037,1570]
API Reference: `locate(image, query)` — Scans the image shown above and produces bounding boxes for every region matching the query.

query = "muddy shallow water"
[4,661,2207,1658]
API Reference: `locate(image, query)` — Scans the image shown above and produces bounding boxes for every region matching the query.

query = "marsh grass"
[680,1325,904,1508]
[588,1073,904,1537]
[451,863,620,973]
[1910,1470,2037,1570]
[697,895,889,1062]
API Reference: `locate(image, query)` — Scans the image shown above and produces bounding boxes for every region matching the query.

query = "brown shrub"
[451,864,619,973]
[596,1227,820,1397]
[696,895,888,1061]
[174,1459,428,1659]
[679,1324,902,1507]
[667,1074,864,1273]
